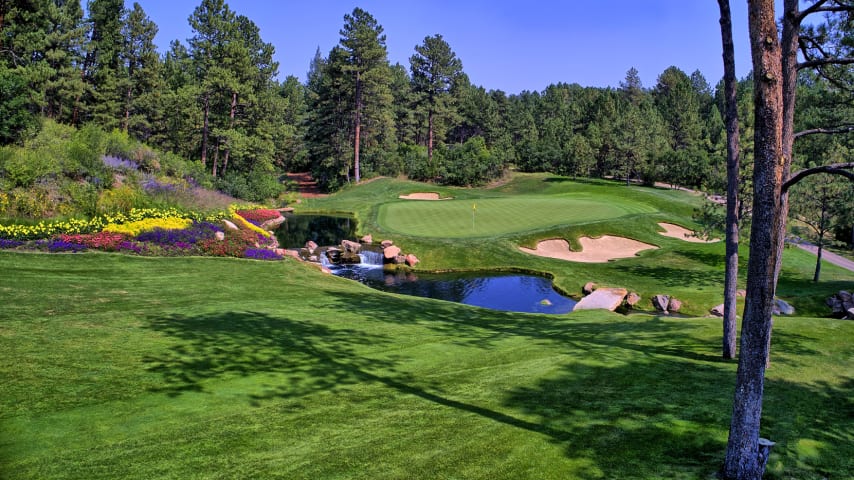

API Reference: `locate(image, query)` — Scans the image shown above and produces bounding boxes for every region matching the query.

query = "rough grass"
[0,252,852,479]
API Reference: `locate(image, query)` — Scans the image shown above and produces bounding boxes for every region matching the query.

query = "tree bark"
[353,71,362,184]
[201,93,209,168]
[428,108,434,170]
[223,91,237,176]
[723,1,784,478]
[718,0,740,360]
[814,202,827,282]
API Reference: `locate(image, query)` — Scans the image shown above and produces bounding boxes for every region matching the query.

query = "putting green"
[378,195,658,238]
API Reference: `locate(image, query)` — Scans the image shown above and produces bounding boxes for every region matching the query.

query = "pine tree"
[339,7,393,183]
[410,34,463,169]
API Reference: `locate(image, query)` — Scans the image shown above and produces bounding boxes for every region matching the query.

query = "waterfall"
[319,251,332,268]
[359,250,384,266]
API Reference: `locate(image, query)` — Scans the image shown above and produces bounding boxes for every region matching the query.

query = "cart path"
[794,241,854,273]
[286,172,327,198]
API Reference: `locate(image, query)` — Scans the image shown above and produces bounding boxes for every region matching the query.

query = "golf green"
[377,195,658,238]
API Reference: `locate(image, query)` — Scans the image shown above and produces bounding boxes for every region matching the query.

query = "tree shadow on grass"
[141,293,851,477]
[613,263,723,288]
[143,310,405,399]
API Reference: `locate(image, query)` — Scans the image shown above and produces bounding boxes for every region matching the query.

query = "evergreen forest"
[1,0,852,245]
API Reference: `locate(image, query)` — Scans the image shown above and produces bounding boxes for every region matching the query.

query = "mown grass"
[0,252,852,479]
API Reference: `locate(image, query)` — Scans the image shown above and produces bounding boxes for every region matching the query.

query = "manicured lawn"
[2,173,852,479]
[378,194,657,238]
[1,252,852,479]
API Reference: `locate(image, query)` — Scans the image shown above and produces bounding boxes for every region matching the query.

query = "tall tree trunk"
[428,108,434,170]
[814,204,827,282]
[223,91,237,176]
[212,138,219,177]
[718,0,741,359]
[353,72,362,184]
[723,2,784,479]
[201,93,210,168]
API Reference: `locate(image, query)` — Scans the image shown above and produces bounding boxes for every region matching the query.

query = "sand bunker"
[657,223,720,243]
[398,192,451,200]
[520,236,658,263]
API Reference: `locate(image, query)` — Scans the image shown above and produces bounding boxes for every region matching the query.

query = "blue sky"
[131,0,767,93]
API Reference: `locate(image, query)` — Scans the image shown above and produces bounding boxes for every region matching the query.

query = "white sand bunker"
[520,236,658,263]
[657,223,720,243]
[398,192,451,200]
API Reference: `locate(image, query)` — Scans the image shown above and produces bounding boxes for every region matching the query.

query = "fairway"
[378,195,658,238]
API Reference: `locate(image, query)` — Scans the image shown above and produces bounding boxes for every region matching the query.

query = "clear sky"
[130,0,769,94]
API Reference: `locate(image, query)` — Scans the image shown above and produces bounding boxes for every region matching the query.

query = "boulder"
[222,219,239,231]
[772,298,795,316]
[305,240,318,254]
[710,304,725,317]
[395,254,407,265]
[652,294,670,313]
[383,245,401,260]
[582,282,598,295]
[736,289,747,297]
[381,240,394,248]
[405,254,420,267]
[574,288,628,311]
[625,292,641,307]
[845,308,854,320]
[361,234,373,244]
[341,239,361,254]
[668,298,683,313]
[215,231,226,241]
[260,216,286,230]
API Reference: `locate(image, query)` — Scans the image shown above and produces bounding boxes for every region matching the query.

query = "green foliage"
[97,185,146,214]
[217,167,283,202]
[438,136,503,186]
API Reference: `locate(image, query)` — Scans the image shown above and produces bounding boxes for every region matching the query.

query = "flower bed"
[235,209,282,223]
[0,205,286,261]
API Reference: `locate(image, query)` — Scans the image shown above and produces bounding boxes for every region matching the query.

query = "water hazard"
[324,251,576,314]
[278,214,576,314]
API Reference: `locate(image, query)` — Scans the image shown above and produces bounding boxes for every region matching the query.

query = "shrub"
[10,187,52,218]
[97,185,146,214]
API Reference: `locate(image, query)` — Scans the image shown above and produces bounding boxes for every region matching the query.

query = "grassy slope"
[0,252,852,479]
[300,173,853,317]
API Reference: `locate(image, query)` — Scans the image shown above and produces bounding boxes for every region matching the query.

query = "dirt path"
[794,241,854,273]
[286,172,327,198]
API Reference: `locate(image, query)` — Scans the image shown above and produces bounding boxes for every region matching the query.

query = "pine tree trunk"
[814,206,827,282]
[723,1,783,478]
[353,72,362,184]
[223,91,237,176]
[718,0,740,359]
[212,139,219,177]
[428,109,434,171]
[201,93,209,168]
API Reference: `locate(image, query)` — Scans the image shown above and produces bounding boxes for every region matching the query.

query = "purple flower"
[37,239,87,253]
[0,239,24,249]
[102,155,139,171]
[244,248,283,261]
[141,177,179,194]
[118,241,146,254]
[136,222,221,245]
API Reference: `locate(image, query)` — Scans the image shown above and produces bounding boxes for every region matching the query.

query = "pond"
[278,214,576,314]
[324,252,576,314]
[275,214,357,249]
